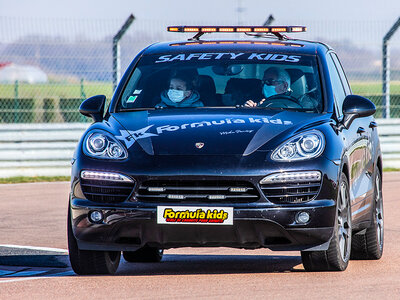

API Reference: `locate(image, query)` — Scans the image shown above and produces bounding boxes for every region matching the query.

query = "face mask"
[167,89,185,103]
[262,84,277,98]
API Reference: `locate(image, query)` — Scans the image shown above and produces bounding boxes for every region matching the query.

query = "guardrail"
[0,123,89,177]
[0,119,400,177]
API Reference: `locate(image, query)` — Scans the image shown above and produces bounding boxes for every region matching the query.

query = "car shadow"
[117,253,304,276]
[0,253,305,278]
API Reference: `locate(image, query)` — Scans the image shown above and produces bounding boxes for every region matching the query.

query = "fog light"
[89,210,103,223]
[208,194,226,200]
[296,211,310,224]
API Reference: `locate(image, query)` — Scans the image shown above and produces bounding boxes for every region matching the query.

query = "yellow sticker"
[157,206,233,225]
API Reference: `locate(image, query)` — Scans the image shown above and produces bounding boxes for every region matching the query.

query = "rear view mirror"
[342,95,376,128]
[79,95,106,123]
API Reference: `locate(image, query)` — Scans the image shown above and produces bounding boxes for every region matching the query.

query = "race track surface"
[0,174,399,299]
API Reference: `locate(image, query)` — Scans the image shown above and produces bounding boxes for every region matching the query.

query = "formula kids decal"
[155,53,301,63]
[157,206,234,225]
[115,116,293,148]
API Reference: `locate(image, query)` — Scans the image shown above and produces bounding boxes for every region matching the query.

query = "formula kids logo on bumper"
[157,206,234,225]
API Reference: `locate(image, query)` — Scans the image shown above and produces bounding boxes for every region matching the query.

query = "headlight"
[83,130,128,159]
[271,130,325,161]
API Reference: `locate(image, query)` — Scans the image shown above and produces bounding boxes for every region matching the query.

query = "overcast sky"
[1,0,400,48]
[1,0,399,22]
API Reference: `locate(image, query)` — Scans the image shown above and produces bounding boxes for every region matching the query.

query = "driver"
[244,67,292,108]
[244,67,319,110]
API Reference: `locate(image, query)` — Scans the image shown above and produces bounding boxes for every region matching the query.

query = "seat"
[198,75,217,106]
[224,78,262,105]
[285,68,306,99]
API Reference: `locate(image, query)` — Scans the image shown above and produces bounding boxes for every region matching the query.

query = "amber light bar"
[167,26,306,33]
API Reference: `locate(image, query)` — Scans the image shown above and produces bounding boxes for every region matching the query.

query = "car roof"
[142,38,332,56]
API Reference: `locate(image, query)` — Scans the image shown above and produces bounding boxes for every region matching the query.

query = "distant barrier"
[0,119,399,177]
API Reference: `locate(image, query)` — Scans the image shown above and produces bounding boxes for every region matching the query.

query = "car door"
[327,52,373,223]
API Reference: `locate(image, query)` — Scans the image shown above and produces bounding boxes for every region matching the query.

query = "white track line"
[0,244,68,253]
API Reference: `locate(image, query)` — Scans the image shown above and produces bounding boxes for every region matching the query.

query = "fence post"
[112,14,135,92]
[382,17,400,119]
[14,80,19,123]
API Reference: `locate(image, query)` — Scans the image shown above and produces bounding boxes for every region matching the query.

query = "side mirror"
[342,95,376,129]
[79,95,106,123]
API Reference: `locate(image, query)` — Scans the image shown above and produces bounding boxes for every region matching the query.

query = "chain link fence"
[1,16,400,122]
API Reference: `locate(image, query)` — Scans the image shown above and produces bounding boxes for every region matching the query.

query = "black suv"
[68,26,383,274]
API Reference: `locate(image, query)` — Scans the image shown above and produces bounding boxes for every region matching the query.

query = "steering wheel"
[258,94,303,109]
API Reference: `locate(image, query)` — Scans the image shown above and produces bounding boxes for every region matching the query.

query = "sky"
[1,0,399,22]
[1,0,400,48]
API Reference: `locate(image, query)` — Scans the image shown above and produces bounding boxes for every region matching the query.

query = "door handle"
[369,121,377,129]
[357,127,366,134]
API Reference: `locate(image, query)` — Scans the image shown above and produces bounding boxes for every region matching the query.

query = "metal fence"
[1,17,400,122]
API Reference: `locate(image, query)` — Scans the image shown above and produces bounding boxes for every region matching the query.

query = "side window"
[326,54,346,117]
[331,53,351,95]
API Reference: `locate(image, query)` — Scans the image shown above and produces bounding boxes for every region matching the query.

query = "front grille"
[261,181,321,204]
[136,180,259,203]
[80,179,135,203]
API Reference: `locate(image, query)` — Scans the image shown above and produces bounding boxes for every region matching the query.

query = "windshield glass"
[117,52,323,113]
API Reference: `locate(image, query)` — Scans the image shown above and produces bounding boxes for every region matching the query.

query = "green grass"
[351,81,400,96]
[0,80,399,100]
[0,82,113,99]
[383,167,400,172]
[0,176,70,184]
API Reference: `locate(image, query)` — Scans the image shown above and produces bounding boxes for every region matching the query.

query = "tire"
[351,171,384,260]
[123,247,164,263]
[68,205,121,275]
[301,172,352,271]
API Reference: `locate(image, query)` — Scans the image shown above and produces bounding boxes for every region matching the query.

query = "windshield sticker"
[116,117,293,149]
[133,89,142,94]
[155,53,301,63]
[126,95,138,103]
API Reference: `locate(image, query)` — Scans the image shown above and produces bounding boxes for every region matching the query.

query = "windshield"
[117,52,323,113]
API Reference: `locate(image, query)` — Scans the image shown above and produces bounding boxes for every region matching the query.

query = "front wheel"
[301,172,352,271]
[68,206,121,275]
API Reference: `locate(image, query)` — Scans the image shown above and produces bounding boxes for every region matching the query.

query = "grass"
[1,169,399,184]
[383,167,400,172]
[350,81,400,95]
[0,80,399,100]
[0,82,113,99]
[0,176,70,184]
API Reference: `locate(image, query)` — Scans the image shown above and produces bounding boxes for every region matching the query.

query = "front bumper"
[70,153,340,252]
[70,198,336,252]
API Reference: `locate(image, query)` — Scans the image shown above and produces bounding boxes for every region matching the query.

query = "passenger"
[156,71,204,108]
[244,67,318,110]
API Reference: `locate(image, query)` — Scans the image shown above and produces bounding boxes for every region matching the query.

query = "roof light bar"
[167,26,306,33]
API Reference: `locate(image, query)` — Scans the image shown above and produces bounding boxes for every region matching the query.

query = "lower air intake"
[80,179,135,203]
[136,180,259,203]
[261,181,321,204]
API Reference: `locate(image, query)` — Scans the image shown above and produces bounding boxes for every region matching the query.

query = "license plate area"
[157,206,233,225]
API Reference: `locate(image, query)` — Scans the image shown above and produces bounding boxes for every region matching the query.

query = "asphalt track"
[0,174,399,299]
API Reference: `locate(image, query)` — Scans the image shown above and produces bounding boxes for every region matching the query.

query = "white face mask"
[263,84,278,98]
[167,89,185,103]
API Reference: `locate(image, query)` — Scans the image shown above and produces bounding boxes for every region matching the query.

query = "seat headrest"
[286,68,306,99]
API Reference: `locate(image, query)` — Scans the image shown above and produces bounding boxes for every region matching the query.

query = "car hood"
[111,109,327,156]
